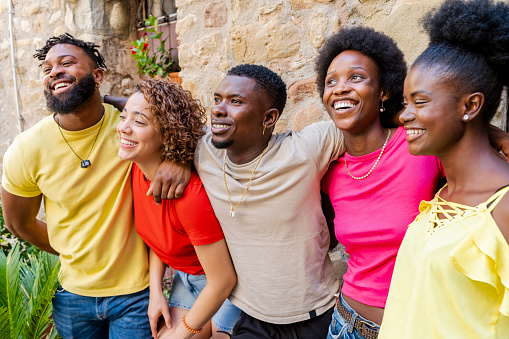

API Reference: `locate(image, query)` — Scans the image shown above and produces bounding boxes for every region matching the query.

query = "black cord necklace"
[56,113,104,168]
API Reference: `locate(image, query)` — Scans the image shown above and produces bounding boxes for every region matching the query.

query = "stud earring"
[164,146,169,151]
[262,124,266,135]
[463,114,469,121]
[379,101,385,113]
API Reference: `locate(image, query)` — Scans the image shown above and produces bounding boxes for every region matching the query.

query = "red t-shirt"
[132,163,224,275]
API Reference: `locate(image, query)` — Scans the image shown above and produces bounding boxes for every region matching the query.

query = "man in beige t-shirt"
[194,64,345,338]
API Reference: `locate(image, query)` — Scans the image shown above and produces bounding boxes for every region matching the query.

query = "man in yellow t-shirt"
[1,34,159,338]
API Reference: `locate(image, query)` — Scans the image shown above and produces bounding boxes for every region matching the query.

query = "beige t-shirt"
[194,121,345,324]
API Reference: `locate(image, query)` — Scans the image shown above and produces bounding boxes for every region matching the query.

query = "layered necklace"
[344,128,391,180]
[56,113,104,168]
[223,145,269,218]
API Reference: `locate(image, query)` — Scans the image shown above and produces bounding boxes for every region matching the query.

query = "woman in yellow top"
[379,0,509,338]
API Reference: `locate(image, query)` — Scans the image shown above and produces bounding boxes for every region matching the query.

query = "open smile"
[405,128,426,142]
[332,99,358,114]
[50,80,74,94]
[211,123,232,134]
[120,138,139,147]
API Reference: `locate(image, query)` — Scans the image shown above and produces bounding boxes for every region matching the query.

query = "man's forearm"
[6,219,58,255]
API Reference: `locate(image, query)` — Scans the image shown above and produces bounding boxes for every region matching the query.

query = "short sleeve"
[2,139,41,197]
[297,121,345,173]
[174,173,224,247]
[449,212,509,316]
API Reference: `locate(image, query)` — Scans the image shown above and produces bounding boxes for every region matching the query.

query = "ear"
[462,92,484,121]
[263,108,280,128]
[380,89,390,102]
[93,68,105,85]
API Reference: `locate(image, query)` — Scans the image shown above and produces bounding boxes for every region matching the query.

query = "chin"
[211,137,234,149]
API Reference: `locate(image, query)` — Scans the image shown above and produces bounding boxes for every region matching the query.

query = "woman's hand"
[148,288,172,339]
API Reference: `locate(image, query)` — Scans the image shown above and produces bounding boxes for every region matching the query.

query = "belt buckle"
[356,319,379,339]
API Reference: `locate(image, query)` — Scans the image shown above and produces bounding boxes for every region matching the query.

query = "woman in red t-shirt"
[117,79,239,339]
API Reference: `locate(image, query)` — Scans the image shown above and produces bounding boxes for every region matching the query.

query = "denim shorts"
[327,294,380,339]
[169,270,242,332]
[52,286,151,339]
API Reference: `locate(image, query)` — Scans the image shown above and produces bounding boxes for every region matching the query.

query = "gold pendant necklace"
[56,113,104,168]
[344,128,391,180]
[223,145,269,218]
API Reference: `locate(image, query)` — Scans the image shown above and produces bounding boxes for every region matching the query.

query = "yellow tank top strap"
[486,184,509,212]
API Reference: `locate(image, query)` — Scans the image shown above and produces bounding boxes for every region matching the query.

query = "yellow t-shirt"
[379,185,509,339]
[2,105,149,297]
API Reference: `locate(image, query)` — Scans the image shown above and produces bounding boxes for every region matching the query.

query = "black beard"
[45,73,96,114]
[211,138,234,149]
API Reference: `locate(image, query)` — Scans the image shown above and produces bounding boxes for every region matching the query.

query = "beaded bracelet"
[182,314,202,334]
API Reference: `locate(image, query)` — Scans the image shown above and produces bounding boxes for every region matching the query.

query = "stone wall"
[1,0,507,167]
[0,0,140,169]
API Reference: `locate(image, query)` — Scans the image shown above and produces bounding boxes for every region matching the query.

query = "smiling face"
[322,50,384,134]
[42,44,103,114]
[211,75,270,151]
[401,65,465,156]
[117,92,163,164]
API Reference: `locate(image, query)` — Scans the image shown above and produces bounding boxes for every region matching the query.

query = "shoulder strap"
[486,185,509,212]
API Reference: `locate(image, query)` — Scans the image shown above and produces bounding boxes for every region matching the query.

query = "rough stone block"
[293,104,325,131]
[288,77,318,103]
[204,2,227,27]
[308,12,327,48]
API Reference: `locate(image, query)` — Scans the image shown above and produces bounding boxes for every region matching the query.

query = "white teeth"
[407,129,425,135]
[120,139,138,146]
[334,101,356,110]
[213,124,229,129]
[54,82,71,90]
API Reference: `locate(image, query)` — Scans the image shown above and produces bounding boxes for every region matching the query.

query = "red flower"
[142,42,149,52]
[130,46,136,55]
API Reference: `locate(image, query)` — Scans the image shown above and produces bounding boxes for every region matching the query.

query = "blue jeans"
[169,270,242,332]
[327,294,380,339]
[52,285,151,339]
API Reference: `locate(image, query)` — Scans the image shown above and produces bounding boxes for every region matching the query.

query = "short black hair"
[413,0,509,123]
[33,33,107,70]
[315,27,407,126]
[227,64,287,116]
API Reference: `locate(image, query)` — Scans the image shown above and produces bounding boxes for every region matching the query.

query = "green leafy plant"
[130,15,176,78]
[0,244,61,338]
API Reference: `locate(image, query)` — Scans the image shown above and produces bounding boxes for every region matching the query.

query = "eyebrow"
[326,66,368,76]
[42,55,76,65]
[410,90,431,97]
[214,93,245,99]
[121,109,150,119]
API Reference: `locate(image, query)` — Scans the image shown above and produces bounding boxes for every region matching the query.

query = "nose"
[47,65,64,78]
[332,79,351,95]
[117,118,132,135]
[399,105,415,124]
[212,100,227,117]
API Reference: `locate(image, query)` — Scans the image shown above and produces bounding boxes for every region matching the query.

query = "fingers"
[174,181,186,199]
[162,305,172,329]
[150,315,159,339]
[162,180,173,200]
[148,182,162,205]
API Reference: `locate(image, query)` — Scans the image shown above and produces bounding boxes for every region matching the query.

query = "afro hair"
[414,0,509,122]
[315,27,407,126]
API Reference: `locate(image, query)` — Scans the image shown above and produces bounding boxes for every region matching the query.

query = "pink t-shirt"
[322,126,444,307]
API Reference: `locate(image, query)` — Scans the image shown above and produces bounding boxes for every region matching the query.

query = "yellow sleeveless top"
[379,185,509,339]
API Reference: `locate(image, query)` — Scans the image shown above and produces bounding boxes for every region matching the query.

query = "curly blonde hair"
[135,79,206,164]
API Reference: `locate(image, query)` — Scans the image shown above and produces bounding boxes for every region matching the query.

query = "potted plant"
[130,15,180,83]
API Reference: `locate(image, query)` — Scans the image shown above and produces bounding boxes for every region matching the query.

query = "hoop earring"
[463,114,469,121]
[96,82,101,89]
[379,101,385,113]
[262,124,266,135]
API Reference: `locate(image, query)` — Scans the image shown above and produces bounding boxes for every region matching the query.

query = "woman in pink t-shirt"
[315,27,444,339]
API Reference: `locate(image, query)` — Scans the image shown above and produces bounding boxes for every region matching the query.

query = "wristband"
[182,314,202,334]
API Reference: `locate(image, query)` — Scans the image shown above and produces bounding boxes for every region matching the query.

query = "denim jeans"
[52,285,151,339]
[327,294,380,339]
[169,270,242,332]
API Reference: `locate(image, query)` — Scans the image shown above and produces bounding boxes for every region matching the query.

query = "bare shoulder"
[491,185,509,245]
